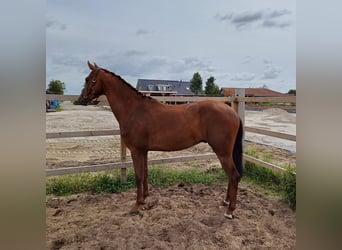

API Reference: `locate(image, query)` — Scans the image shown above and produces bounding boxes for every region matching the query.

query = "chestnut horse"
[78,61,243,219]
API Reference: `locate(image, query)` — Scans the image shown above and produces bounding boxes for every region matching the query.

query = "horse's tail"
[233,118,244,178]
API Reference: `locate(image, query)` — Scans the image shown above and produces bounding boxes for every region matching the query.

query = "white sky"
[46,0,296,94]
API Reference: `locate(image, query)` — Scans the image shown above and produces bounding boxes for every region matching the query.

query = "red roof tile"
[221,88,287,97]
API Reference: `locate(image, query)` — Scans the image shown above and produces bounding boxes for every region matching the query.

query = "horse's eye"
[85,77,89,82]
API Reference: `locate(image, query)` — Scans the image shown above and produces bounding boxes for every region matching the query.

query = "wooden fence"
[46,93,296,180]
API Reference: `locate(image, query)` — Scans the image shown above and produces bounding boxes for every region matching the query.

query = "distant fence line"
[46,94,296,105]
[46,93,296,180]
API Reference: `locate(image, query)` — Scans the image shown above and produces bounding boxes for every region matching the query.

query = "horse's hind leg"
[217,155,240,219]
[225,168,241,219]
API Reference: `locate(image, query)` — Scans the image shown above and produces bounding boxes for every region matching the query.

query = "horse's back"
[195,101,240,125]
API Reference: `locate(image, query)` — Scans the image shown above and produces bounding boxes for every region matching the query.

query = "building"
[220,87,288,98]
[136,79,194,96]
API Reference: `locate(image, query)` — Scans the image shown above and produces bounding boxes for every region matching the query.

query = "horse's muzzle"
[78,97,89,106]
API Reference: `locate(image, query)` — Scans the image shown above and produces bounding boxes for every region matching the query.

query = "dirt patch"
[46,183,295,249]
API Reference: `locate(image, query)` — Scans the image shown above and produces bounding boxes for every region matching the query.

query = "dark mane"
[101,68,156,102]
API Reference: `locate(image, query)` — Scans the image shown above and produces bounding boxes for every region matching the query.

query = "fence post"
[233,88,245,124]
[120,137,127,183]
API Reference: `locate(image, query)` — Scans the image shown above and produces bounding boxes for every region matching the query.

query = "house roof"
[136,79,194,96]
[221,88,288,97]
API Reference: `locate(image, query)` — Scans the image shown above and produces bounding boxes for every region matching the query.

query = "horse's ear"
[87,60,96,70]
[94,62,99,68]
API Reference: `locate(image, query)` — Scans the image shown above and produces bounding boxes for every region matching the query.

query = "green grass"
[46,164,296,210]
[46,167,223,196]
[244,145,272,164]
[46,171,136,196]
[243,162,282,192]
[242,162,296,210]
[244,146,258,158]
[280,166,296,210]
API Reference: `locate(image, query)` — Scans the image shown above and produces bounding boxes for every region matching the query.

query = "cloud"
[47,53,86,78]
[136,29,153,36]
[94,51,215,83]
[231,11,264,28]
[123,50,146,57]
[215,9,292,30]
[241,56,254,64]
[261,60,282,79]
[230,72,256,81]
[263,19,291,28]
[182,57,215,73]
[46,17,67,30]
[265,9,291,19]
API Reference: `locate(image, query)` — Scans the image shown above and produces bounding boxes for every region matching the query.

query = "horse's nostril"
[78,97,88,106]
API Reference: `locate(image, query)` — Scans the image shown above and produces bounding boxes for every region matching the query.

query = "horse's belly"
[148,131,202,151]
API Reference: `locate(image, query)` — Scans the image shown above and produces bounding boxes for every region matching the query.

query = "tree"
[204,76,220,96]
[287,89,296,95]
[47,80,65,94]
[190,72,203,95]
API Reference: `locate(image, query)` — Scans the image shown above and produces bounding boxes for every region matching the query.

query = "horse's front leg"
[130,149,147,214]
[143,152,149,199]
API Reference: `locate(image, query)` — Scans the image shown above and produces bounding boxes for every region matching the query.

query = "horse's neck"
[103,76,145,126]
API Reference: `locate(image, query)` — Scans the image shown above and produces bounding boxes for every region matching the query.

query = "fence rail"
[46,94,296,178]
[46,129,120,139]
[46,94,296,104]
[244,127,296,141]
[46,153,218,177]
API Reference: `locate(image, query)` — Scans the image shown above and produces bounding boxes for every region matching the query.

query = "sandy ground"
[46,102,296,169]
[46,102,296,249]
[244,109,296,153]
[47,184,295,249]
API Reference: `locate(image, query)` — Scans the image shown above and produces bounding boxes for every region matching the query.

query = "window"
[157,84,172,91]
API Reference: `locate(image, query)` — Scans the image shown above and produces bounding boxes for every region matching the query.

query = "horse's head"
[78,61,104,105]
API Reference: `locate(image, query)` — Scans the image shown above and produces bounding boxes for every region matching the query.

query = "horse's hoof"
[224,213,233,219]
[129,210,140,216]
[222,200,229,206]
